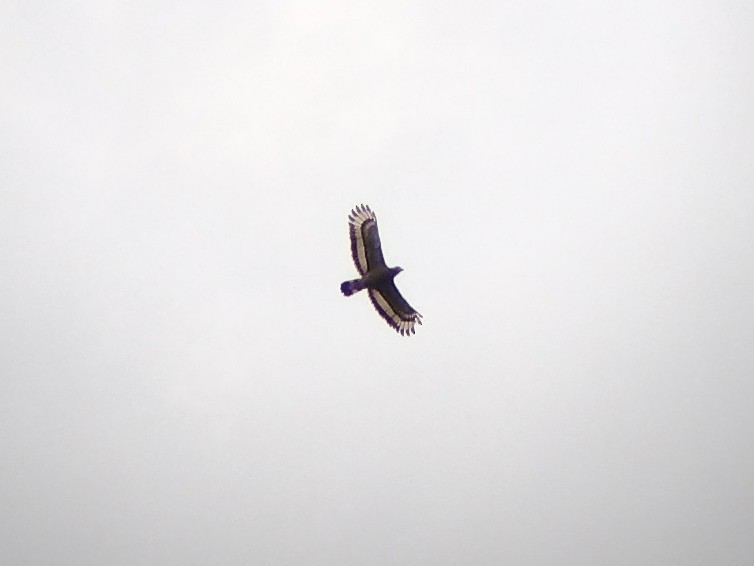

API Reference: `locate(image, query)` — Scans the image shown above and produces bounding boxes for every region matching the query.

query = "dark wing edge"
[368,283,423,336]
[348,204,384,275]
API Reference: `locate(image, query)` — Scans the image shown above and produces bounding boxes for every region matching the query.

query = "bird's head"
[391,266,404,277]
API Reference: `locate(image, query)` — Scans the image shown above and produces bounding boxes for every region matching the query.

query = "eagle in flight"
[340,204,423,336]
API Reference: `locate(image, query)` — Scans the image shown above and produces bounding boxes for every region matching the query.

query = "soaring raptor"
[340,204,423,336]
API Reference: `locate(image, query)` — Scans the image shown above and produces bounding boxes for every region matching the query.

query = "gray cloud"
[2,1,753,564]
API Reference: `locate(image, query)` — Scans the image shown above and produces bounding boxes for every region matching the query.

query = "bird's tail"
[340,278,364,296]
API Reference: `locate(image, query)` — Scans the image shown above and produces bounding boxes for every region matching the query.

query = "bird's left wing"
[368,282,423,336]
[348,204,385,275]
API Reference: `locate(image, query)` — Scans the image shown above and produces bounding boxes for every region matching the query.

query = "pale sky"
[2,1,753,564]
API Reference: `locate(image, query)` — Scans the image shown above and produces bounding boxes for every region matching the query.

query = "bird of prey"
[340,204,423,336]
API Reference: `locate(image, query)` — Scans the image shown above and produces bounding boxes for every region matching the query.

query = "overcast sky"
[2,1,753,564]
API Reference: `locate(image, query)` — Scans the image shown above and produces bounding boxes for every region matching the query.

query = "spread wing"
[348,204,385,275]
[368,282,423,336]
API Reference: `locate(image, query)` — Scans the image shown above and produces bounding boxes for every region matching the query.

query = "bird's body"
[340,265,400,296]
[340,205,422,336]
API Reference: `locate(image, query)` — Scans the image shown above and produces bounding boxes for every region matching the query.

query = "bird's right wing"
[348,204,385,275]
